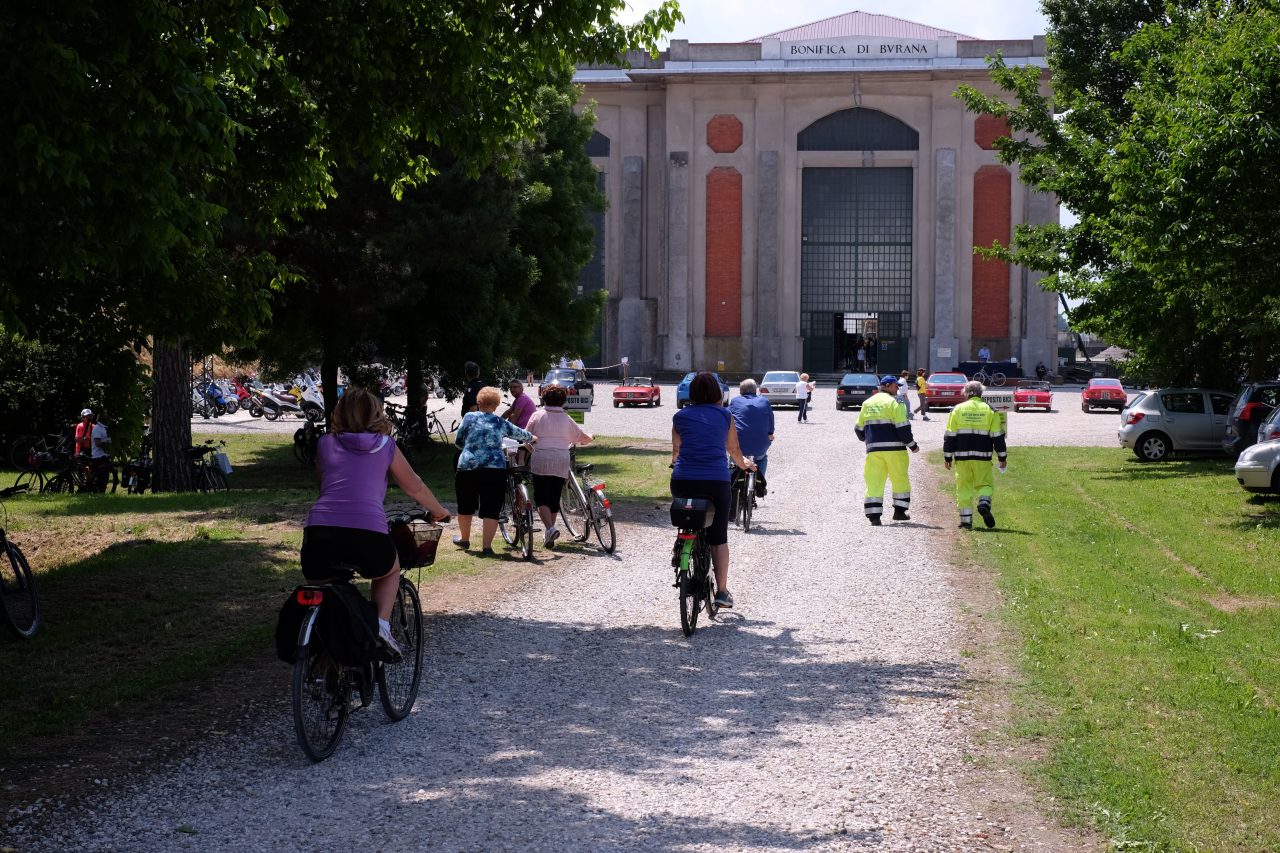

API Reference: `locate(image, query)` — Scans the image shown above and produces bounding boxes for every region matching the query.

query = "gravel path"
[8,394,1103,851]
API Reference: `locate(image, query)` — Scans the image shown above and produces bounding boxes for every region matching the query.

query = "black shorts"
[532,474,566,514]
[300,525,398,581]
[455,467,507,519]
[670,477,732,547]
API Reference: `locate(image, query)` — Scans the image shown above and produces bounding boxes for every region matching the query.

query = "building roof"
[749,10,975,42]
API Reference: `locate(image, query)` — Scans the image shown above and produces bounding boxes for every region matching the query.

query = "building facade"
[573,11,1056,376]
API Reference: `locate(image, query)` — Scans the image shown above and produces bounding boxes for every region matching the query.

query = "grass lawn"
[948,447,1280,852]
[0,432,669,756]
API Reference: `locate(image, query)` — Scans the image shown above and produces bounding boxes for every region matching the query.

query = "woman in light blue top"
[453,386,534,555]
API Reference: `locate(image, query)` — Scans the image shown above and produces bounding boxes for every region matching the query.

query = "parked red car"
[612,377,661,408]
[1013,380,1053,412]
[924,372,968,409]
[1081,377,1127,413]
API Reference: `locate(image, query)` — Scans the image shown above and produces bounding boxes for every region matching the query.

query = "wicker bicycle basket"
[390,519,442,568]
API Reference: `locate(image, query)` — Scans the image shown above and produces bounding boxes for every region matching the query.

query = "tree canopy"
[957,0,1280,384]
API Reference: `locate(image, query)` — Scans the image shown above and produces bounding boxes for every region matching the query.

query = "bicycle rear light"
[296,589,324,606]
[677,533,697,540]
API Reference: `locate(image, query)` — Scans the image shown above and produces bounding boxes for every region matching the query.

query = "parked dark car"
[1222,380,1280,456]
[835,373,880,410]
[538,368,594,406]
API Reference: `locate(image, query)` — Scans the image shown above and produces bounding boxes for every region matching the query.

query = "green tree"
[2,1,679,488]
[957,0,1280,384]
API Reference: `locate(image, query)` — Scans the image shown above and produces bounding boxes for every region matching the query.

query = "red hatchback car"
[612,377,661,408]
[925,372,968,409]
[1082,377,1127,413]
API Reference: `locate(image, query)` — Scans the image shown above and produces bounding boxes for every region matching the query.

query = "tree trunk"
[152,338,194,492]
[321,355,339,420]
[407,353,424,427]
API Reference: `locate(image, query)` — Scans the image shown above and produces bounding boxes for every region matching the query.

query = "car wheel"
[1081,401,1090,413]
[1135,432,1171,463]
[613,401,620,408]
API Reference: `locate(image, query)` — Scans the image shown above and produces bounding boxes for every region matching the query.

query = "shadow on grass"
[1095,458,1235,482]
[0,536,300,753]
[971,527,1035,536]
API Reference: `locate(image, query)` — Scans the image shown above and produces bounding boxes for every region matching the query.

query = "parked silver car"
[1234,438,1280,494]
[1117,388,1235,461]
[758,370,801,408]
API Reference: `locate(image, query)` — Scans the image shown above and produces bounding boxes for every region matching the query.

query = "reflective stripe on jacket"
[942,397,1008,462]
[855,391,918,453]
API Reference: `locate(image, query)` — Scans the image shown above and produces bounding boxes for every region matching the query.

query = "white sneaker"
[377,624,404,662]
[544,528,561,549]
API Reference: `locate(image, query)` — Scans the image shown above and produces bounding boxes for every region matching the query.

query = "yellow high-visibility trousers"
[863,450,911,517]
[954,459,994,525]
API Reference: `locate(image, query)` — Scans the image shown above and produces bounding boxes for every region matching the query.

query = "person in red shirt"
[74,408,94,457]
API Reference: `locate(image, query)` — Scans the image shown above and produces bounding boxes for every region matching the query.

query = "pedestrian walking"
[942,380,1007,529]
[855,375,920,525]
[460,361,483,414]
[526,386,593,550]
[914,368,931,421]
[794,373,815,422]
[896,371,912,420]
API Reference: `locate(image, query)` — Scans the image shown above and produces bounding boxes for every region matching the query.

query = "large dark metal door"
[800,168,913,374]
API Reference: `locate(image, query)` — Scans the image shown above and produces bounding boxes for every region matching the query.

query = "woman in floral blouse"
[453,386,533,555]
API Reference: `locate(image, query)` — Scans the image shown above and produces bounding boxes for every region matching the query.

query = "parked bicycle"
[728,455,758,533]
[294,421,326,467]
[497,440,535,560]
[973,367,1007,387]
[557,446,616,553]
[0,484,40,639]
[287,509,436,761]
[188,440,230,492]
[9,431,73,493]
[669,496,720,637]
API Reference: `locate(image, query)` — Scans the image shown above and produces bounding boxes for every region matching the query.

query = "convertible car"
[612,377,661,408]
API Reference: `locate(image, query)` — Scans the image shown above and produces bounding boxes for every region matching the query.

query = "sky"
[616,0,1049,43]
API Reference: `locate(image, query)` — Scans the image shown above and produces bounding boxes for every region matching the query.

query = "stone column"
[1020,187,1059,373]
[752,150,780,370]
[666,150,692,371]
[617,156,647,370]
[929,148,960,372]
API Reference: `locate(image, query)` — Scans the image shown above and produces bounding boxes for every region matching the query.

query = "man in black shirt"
[460,361,483,413]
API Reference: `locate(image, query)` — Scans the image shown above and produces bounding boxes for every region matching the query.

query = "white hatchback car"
[758,370,801,408]
[1234,438,1280,494]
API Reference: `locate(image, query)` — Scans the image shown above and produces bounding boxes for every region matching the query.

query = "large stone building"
[573,10,1056,376]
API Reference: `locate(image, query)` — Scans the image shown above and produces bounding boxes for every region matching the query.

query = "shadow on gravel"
[736,526,806,536]
[378,613,964,850]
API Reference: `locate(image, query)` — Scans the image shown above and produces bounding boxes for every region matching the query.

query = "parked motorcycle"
[248,387,303,421]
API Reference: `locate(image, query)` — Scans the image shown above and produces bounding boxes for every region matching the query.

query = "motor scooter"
[249,386,304,421]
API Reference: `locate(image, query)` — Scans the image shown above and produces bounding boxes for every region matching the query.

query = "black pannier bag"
[275,582,380,666]
[670,497,716,530]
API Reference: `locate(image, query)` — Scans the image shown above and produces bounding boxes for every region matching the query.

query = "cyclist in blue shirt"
[728,378,774,482]
[671,373,755,609]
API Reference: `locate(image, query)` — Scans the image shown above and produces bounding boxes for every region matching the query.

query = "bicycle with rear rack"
[288,508,439,762]
[669,496,719,637]
[557,446,616,553]
[188,440,230,492]
[0,484,41,639]
[728,455,758,533]
[498,441,535,560]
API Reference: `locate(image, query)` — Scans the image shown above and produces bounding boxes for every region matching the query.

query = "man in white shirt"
[793,373,814,423]
[88,415,112,492]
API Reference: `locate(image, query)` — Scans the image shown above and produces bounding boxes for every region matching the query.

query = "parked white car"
[758,371,801,408]
[1234,438,1280,494]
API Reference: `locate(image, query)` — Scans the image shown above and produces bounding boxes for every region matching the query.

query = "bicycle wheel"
[518,485,534,560]
[559,478,588,541]
[209,466,229,493]
[13,470,41,493]
[700,542,719,620]
[991,372,1007,386]
[678,575,699,637]
[292,613,349,762]
[379,578,424,721]
[498,486,517,546]
[431,420,449,444]
[590,490,616,553]
[742,474,755,534]
[1,542,41,639]
[41,473,74,495]
[9,436,40,472]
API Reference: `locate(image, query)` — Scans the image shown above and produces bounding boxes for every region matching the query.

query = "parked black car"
[835,372,880,410]
[1222,380,1280,456]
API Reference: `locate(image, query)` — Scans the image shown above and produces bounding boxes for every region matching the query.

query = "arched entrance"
[798,108,917,375]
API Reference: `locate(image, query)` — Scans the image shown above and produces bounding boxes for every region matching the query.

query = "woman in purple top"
[302,388,450,656]
[670,372,754,610]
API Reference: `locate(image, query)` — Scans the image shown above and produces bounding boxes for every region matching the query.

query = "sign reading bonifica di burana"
[781,37,938,59]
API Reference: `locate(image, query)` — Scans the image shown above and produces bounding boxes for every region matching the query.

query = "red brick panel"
[972,165,1011,339]
[974,114,1011,151]
[706,115,743,154]
[705,167,742,337]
